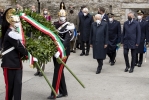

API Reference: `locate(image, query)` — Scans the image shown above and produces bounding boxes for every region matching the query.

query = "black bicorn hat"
[137,10,144,15]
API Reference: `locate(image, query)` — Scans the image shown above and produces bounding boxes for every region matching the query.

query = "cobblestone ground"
[0,48,149,100]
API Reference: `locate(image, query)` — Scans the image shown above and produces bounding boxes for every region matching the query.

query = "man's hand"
[104,45,107,48]
[78,32,80,35]
[136,44,138,46]
[90,45,93,48]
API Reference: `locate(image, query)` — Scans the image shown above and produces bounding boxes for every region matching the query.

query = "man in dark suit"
[98,7,109,23]
[90,14,108,74]
[107,13,121,66]
[135,10,149,67]
[79,7,94,56]
[121,12,141,73]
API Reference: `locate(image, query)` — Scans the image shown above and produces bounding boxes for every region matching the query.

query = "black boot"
[34,72,40,76]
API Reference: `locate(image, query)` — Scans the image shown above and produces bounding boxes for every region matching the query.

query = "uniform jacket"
[1,28,28,69]
[136,19,149,53]
[54,21,71,56]
[121,20,141,49]
[79,13,94,42]
[90,21,108,59]
[107,20,121,53]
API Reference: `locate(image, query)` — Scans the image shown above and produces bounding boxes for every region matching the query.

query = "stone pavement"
[0,48,149,100]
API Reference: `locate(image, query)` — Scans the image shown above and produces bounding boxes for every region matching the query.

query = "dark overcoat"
[90,21,108,59]
[121,20,141,49]
[79,13,93,42]
[107,20,121,53]
[136,19,149,53]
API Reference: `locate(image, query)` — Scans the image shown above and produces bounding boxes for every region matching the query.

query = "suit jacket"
[121,20,141,49]
[102,14,109,23]
[90,21,108,59]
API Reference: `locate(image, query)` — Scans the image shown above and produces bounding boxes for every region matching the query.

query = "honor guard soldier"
[135,10,149,67]
[1,8,28,100]
[107,13,121,66]
[47,2,75,99]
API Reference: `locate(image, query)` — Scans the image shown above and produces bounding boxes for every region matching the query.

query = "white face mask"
[14,23,20,28]
[96,20,101,24]
[137,15,142,20]
[60,17,66,22]
[109,18,113,22]
[44,11,48,14]
[84,13,87,16]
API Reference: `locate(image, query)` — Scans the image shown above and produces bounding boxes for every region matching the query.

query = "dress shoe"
[80,53,85,56]
[47,95,56,99]
[70,50,73,52]
[135,63,137,66]
[124,67,130,72]
[85,52,89,56]
[96,70,101,74]
[129,69,133,73]
[57,94,68,98]
[34,72,40,76]
[138,63,141,67]
[110,62,115,66]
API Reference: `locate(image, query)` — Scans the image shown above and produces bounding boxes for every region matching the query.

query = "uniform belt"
[2,47,15,56]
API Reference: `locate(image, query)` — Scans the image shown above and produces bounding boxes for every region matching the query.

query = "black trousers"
[3,68,22,100]
[51,57,68,96]
[81,41,90,53]
[136,53,143,65]
[124,48,136,69]
[107,51,116,62]
[97,59,103,71]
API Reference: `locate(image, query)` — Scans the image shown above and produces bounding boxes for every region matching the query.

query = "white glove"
[33,57,38,62]
[54,51,60,58]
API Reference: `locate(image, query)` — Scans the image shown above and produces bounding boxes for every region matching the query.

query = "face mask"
[70,10,74,14]
[96,20,101,24]
[109,18,113,22]
[44,11,48,14]
[84,13,87,16]
[60,17,66,22]
[14,23,20,28]
[137,15,142,20]
[128,16,132,21]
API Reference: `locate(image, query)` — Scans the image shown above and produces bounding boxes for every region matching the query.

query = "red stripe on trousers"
[3,68,8,100]
[55,58,67,94]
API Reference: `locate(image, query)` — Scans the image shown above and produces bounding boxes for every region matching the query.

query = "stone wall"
[1,0,149,24]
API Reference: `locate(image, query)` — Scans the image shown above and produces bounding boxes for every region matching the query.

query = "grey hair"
[95,14,102,18]
[83,8,89,12]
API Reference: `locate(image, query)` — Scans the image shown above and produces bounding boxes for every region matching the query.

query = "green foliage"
[19,9,58,66]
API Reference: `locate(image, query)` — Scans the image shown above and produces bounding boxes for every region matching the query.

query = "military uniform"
[1,8,28,100]
[135,10,149,67]
[107,13,121,65]
[67,11,78,53]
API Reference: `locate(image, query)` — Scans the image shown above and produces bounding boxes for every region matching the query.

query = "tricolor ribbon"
[20,13,66,59]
